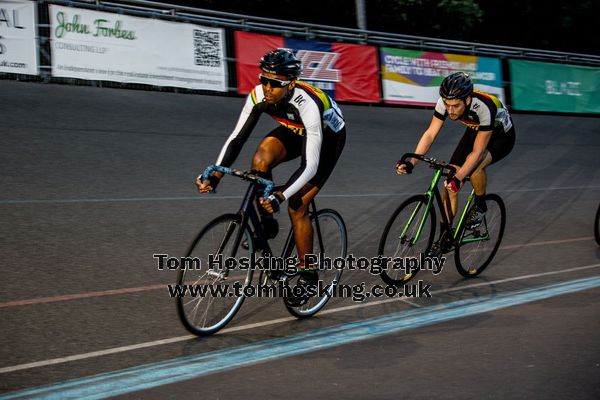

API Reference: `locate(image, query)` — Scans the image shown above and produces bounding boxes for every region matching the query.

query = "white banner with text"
[0,0,38,75]
[49,5,227,91]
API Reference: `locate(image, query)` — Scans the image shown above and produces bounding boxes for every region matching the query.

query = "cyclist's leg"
[469,151,492,196]
[435,170,460,253]
[286,126,345,270]
[284,185,320,306]
[251,127,290,176]
[284,128,345,306]
[466,125,515,228]
[487,125,516,167]
[251,126,300,238]
[288,185,320,269]
[443,128,477,229]
[472,125,515,199]
[442,168,460,224]
[465,152,492,228]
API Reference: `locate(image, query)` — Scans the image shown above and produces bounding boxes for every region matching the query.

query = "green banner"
[509,60,600,113]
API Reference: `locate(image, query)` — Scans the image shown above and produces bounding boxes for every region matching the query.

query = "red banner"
[235,31,283,95]
[234,31,380,103]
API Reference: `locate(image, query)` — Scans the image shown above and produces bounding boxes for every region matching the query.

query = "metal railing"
[60,0,600,65]
[3,0,599,105]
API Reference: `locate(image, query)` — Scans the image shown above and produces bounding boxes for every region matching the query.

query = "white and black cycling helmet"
[439,72,473,100]
[259,49,303,79]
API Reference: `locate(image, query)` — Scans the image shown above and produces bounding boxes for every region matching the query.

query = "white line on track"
[0,185,599,204]
[1,262,599,375]
[499,236,594,250]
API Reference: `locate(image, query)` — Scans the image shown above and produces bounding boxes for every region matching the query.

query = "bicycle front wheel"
[378,195,436,286]
[176,214,254,336]
[285,209,347,319]
[454,193,506,278]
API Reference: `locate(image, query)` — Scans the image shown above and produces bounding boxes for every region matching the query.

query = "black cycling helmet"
[439,72,473,100]
[259,49,303,79]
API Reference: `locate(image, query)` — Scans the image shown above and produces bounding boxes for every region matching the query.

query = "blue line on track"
[2,276,599,400]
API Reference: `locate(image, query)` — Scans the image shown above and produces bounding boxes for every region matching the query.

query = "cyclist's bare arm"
[454,130,492,180]
[397,116,444,174]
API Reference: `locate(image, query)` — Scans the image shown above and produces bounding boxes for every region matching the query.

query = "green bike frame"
[400,169,490,246]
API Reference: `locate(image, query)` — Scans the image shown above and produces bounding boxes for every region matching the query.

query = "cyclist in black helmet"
[196,48,346,304]
[396,71,515,254]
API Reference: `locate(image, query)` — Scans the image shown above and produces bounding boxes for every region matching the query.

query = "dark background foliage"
[153,0,598,55]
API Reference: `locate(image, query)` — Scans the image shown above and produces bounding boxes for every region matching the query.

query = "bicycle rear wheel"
[454,193,506,278]
[378,195,436,286]
[176,214,254,336]
[285,209,347,318]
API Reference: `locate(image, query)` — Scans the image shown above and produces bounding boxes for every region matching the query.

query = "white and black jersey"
[216,81,345,199]
[434,90,512,132]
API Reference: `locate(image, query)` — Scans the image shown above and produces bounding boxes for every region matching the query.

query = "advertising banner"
[0,0,38,75]
[381,48,504,105]
[49,5,227,91]
[235,31,380,103]
[509,59,600,114]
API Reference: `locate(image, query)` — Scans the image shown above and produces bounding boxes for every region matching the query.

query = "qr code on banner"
[194,29,221,67]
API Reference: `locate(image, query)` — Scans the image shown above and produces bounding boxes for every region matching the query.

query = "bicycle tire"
[176,213,254,336]
[284,209,347,319]
[454,193,506,278]
[378,195,436,286]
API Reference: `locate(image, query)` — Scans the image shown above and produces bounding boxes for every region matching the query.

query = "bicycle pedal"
[470,228,482,237]
[266,269,285,281]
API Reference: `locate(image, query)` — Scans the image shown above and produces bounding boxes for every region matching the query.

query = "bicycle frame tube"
[401,169,441,245]
[233,183,274,257]
[452,188,490,245]
[453,188,475,240]
[431,177,456,239]
[311,201,325,257]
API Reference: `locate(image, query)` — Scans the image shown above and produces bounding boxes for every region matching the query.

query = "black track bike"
[177,166,347,336]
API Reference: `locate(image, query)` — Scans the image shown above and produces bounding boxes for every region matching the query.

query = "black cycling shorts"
[449,124,515,167]
[265,124,346,189]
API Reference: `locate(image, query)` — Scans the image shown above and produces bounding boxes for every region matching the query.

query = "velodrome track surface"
[1,80,599,399]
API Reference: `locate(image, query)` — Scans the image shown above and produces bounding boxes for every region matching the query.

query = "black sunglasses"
[258,74,292,88]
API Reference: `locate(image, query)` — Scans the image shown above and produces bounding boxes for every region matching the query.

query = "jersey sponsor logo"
[285,125,305,135]
[273,116,305,136]
[295,50,341,82]
[323,108,345,132]
[459,118,480,129]
[293,94,307,107]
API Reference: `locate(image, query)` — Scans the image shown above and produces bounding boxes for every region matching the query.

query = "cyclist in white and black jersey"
[196,49,346,296]
[396,72,515,252]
